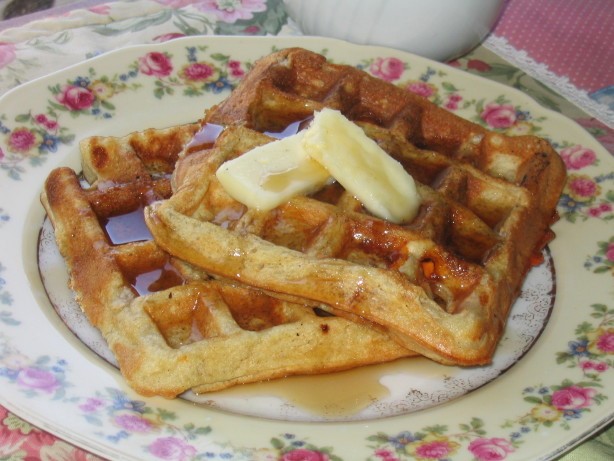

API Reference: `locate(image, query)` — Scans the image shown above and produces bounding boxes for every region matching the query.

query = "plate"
[0,36,612,460]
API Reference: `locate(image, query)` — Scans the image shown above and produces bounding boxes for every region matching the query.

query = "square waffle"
[144,47,566,367]
[41,123,411,398]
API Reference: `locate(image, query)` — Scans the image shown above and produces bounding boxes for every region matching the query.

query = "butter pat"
[215,131,331,211]
[303,109,421,223]
[216,109,421,223]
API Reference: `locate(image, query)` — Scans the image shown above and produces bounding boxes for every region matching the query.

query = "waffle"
[41,124,412,398]
[144,47,566,366]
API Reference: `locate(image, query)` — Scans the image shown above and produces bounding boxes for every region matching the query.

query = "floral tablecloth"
[0,1,612,460]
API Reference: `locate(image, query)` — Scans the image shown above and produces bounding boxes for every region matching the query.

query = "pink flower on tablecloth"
[243,25,261,34]
[193,0,267,23]
[21,428,58,452]
[88,4,111,15]
[16,367,60,393]
[405,81,437,98]
[154,0,202,7]
[138,52,174,78]
[147,436,197,461]
[0,426,25,456]
[37,440,102,461]
[0,42,16,69]
[481,102,517,129]
[468,438,515,461]
[550,385,596,411]
[280,448,329,461]
[467,59,492,72]
[56,85,96,111]
[153,33,186,43]
[370,57,405,82]
[560,145,598,170]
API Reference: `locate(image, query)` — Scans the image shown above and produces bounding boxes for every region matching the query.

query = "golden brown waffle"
[145,48,566,366]
[41,124,412,398]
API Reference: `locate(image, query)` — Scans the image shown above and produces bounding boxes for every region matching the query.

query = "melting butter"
[303,109,421,223]
[215,109,421,223]
[215,131,331,211]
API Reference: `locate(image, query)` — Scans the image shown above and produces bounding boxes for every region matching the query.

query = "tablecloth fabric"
[484,0,614,127]
[0,1,611,460]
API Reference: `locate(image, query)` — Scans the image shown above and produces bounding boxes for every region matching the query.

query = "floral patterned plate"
[0,36,612,461]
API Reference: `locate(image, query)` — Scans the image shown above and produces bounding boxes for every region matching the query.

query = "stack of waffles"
[41,48,566,398]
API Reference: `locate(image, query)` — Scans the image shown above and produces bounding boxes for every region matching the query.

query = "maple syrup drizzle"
[213,358,417,418]
[131,261,184,296]
[102,205,152,244]
[184,123,224,154]
[264,119,305,139]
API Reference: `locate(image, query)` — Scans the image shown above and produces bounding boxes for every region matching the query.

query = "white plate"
[0,36,612,460]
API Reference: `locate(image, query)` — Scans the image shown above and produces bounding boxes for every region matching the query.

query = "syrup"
[264,119,305,139]
[213,357,417,418]
[102,205,152,244]
[184,123,224,153]
[131,262,184,296]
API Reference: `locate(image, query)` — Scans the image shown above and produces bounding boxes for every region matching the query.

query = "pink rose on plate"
[560,145,597,170]
[181,62,218,82]
[566,174,599,201]
[280,448,329,461]
[228,59,245,78]
[414,440,456,459]
[0,42,16,69]
[138,52,173,78]
[7,127,38,152]
[468,437,514,461]
[113,412,156,433]
[580,360,609,372]
[16,367,60,393]
[587,202,613,217]
[551,385,596,411]
[595,329,614,353]
[56,85,96,111]
[194,0,267,23]
[481,102,517,129]
[405,81,436,98]
[370,57,405,82]
[147,436,197,461]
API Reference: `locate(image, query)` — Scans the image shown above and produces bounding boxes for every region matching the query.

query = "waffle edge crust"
[41,48,566,398]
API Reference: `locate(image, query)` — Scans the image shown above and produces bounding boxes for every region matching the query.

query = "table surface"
[0,1,611,460]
